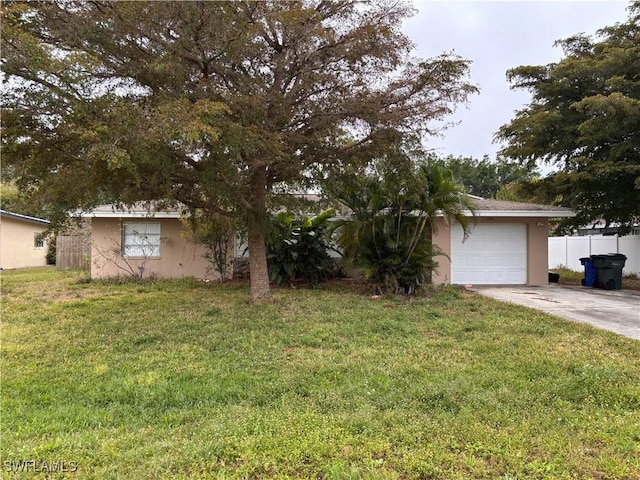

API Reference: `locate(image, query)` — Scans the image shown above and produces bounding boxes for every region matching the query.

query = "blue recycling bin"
[579,257,597,287]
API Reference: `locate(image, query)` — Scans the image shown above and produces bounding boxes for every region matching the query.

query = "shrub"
[335,212,443,295]
[266,210,338,287]
[329,159,474,295]
[182,212,235,282]
[46,235,56,265]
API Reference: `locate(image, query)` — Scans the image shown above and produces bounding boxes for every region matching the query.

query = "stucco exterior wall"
[0,216,49,269]
[432,217,549,286]
[90,217,232,280]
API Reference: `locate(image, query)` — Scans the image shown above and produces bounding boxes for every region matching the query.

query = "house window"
[122,222,161,257]
[34,233,45,249]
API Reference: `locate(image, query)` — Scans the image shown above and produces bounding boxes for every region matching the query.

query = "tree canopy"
[1,1,477,300]
[0,181,49,218]
[496,2,640,233]
[428,154,538,199]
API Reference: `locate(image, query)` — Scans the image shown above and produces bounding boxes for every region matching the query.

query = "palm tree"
[416,162,476,241]
[330,160,475,294]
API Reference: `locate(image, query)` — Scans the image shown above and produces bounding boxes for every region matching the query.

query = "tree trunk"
[425,221,434,284]
[247,163,271,301]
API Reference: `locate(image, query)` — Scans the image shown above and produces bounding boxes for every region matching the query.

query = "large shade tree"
[496,2,640,233]
[1,1,477,300]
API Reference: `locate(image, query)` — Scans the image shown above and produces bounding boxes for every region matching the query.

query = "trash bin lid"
[590,253,627,260]
[591,253,627,268]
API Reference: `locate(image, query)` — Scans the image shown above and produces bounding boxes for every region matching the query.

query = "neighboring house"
[84,198,574,286]
[0,210,50,269]
[577,220,640,236]
[83,204,232,280]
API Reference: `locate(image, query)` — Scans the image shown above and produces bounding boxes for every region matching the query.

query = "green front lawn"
[2,268,639,479]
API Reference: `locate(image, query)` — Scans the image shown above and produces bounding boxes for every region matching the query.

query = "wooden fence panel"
[56,235,91,270]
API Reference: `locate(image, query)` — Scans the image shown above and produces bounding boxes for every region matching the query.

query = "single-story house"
[0,210,50,269]
[83,198,574,286]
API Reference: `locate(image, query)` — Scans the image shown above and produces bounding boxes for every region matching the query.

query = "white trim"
[80,199,575,220]
[85,210,572,219]
[82,211,181,219]
[335,210,574,220]
[0,210,50,225]
[460,210,576,218]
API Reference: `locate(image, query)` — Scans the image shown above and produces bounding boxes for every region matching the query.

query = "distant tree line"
[427,155,539,200]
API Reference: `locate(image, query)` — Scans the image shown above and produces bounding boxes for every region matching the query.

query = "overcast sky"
[402,0,631,161]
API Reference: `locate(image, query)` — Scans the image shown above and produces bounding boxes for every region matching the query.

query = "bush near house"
[329,160,474,295]
[46,236,56,265]
[266,210,338,287]
[182,212,236,283]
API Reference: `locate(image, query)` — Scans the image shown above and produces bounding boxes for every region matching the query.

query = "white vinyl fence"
[549,235,640,275]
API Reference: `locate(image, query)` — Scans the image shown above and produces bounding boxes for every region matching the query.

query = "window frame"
[122,222,161,258]
[34,232,45,249]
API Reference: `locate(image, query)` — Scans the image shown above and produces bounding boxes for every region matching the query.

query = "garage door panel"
[457,269,524,284]
[502,271,527,283]
[460,271,490,284]
[501,255,524,267]
[468,256,489,267]
[451,224,527,285]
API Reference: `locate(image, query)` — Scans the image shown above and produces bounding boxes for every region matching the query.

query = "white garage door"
[451,224,527,285]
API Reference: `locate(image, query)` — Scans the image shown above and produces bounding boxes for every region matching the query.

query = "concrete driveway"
[474,284,640,340]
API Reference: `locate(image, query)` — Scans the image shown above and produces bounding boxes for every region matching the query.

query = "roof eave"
[464,210,576,218]
[0,210,50,225]
[81,211,181,219]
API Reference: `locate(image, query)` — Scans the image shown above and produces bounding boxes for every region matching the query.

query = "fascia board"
[330,210,576,220]
[81,211,181,219]
[463,210,576,218]
[0,210,50,225]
